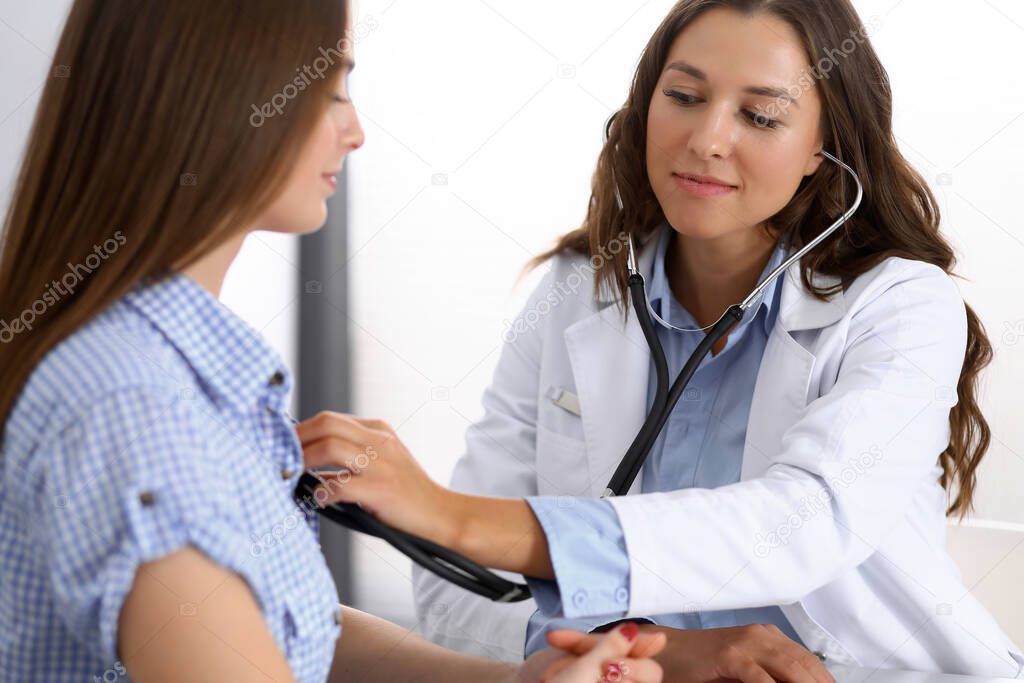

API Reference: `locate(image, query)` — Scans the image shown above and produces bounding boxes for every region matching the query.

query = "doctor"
[299,0,1023,679]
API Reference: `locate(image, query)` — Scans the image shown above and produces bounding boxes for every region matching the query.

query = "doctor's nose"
[687,108,737,160]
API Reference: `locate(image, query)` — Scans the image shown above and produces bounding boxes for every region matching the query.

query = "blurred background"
[2,0,1022,646]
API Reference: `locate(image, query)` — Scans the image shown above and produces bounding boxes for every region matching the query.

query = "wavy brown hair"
[0,0,350,443]
[533,0,991,518]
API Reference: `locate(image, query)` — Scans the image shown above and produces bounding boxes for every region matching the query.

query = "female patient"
[0,1,667,681]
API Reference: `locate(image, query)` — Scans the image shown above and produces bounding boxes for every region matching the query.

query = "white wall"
[345,0,1024,640]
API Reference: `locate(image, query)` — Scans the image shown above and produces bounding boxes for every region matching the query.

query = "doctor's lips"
[673,171,738,198]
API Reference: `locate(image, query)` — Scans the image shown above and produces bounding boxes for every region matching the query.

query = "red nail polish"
[603,662,624,682]
[620,622,638,642]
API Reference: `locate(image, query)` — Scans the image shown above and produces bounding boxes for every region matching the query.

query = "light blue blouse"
[524,226,802,655]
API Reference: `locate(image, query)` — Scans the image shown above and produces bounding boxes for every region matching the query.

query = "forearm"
[444,492,554,580]
[299,413,554,580]
[329,605,517,683]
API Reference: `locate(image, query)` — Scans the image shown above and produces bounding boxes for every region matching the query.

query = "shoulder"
[803,256,970,377]
[526,249,613,314]
[845,256,960,308]
[840,256,966,335]
[6,297,201,448]
[502,250,613,348]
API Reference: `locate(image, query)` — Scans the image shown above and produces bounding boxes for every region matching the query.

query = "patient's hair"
[0,0,350,441]
[531,0,991,518]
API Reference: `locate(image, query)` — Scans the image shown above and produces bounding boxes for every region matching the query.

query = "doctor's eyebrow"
[664,60,799,108]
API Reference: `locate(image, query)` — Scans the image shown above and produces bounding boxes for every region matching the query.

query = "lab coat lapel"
[742,261,847,479]
[564,302,648,498]
[563,241,658,498]
[563,244,848,492]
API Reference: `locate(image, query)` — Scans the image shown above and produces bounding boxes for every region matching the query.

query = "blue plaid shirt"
[0,274,341,682]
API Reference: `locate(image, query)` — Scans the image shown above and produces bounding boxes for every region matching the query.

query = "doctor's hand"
[296,411,453,543]
[297,411,557,580]
[636,623,834,683]
[512,623,666,683]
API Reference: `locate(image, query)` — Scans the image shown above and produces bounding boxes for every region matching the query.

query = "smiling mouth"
[674,172,737,188]
[673,173,737,198]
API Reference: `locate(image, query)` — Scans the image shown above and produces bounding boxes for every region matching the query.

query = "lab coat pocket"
[535,423,592,497]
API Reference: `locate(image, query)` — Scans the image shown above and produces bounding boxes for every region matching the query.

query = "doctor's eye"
[745,109,779,130]
[331,94,351,105]
[664,89,698,106]
[663,88,780,131]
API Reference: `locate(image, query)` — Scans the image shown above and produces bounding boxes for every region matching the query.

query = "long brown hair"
[0,1,349,441]
[533,0,991,518]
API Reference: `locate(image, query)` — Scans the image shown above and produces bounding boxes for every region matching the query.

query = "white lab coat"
[412,237,1024,677]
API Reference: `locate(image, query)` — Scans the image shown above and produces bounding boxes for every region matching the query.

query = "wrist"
[435,487,470,550]
[492,662,520,683]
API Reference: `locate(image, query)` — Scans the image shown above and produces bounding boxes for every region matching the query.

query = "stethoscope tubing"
[293,119,864,602]
[294,472,531,602]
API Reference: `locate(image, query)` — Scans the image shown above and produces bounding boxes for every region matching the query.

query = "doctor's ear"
[804,149,826,176]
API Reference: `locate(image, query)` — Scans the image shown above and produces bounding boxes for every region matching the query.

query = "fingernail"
[620,622,638,642]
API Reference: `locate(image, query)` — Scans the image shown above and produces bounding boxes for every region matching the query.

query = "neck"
[182,231,249,298]
[667,225,777,329]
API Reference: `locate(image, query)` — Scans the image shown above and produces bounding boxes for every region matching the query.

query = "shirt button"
[269,371,285,387]
[814,651,828,662]
[265,406,275,416]
[280,468,294,480]
[139,491,156,506]
[615,587,629,604]
[572,589,588,609]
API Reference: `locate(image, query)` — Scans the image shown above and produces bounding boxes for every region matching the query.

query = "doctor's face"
[646,8,825,242]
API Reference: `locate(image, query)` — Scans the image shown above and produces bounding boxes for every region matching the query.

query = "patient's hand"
[637,624,835,683]
[512,623,666,683]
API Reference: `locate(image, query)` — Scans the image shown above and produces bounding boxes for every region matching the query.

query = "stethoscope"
[294,116,864,603]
